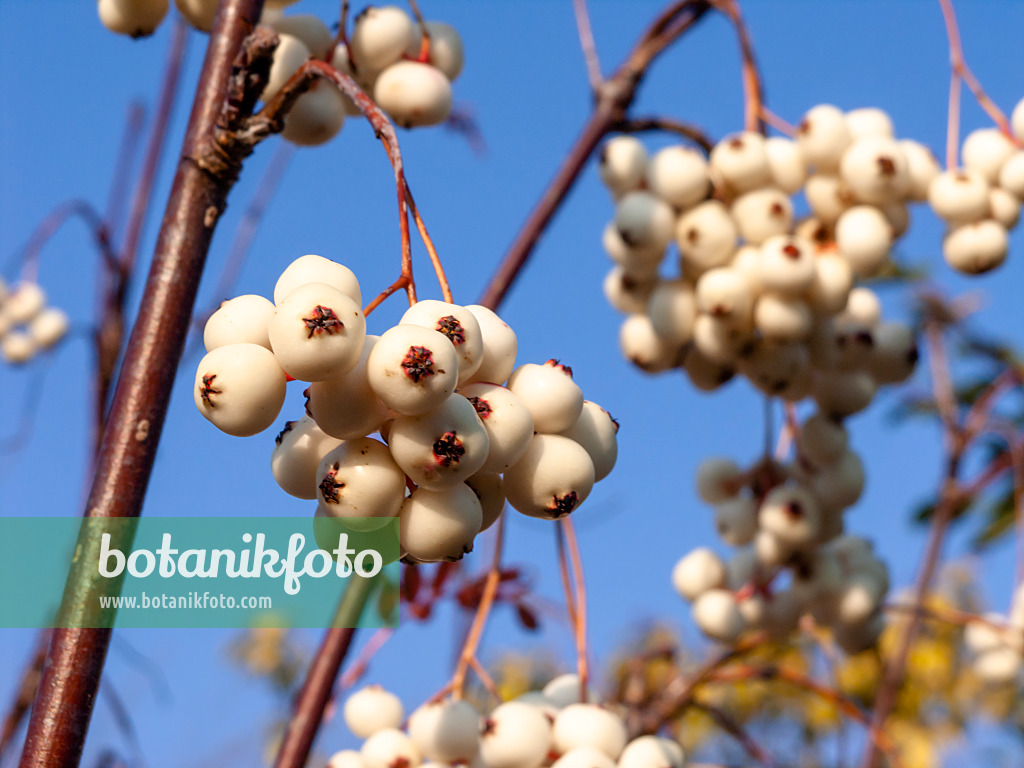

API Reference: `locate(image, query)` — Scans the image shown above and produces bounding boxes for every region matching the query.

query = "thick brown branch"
[17,3,266,767]
[613,116,714,153]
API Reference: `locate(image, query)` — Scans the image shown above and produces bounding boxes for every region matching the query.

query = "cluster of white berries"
[672,412,889,654]
[601,106,925,407]
[0,279,70,365]
[195,254,618,563]
[99,2,462,147]
[930,97,1024,273]
[963,584,1024,685]
[328,676,683,768]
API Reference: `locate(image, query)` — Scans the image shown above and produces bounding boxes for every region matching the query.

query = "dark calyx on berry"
[432,431,465,467]
[275,420,295,445]
[435,315,466,345]
[303,305,344,338]
[545,358,573,377]
[319,468,345,503]
[199,374,221,407]
[467,396,492,418]
[548,491,579,518]
[402,345,436,382]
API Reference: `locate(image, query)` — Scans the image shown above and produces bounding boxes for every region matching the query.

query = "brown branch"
[613,116,714,153]
[859,319,966,768]
[0,631,50,762]
[711,0,765,134]
[476,0,712,311]
[689,701,774,768]
[104,103,147,242]
[17,3,267,767]
[272,576,376,768]
[16,200,117,281]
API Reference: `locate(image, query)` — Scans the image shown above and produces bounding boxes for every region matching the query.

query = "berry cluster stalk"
[17,2,266,766]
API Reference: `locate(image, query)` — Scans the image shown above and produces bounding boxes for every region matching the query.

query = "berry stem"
[339,627,395,689]
[759,106,797,137]
[573,0,604,93]
[558,518,590,703]
[613,115,714,153]
[713,0,766,135]
[450,513,506,700]
[407,0,432,63]
[936,0,1018,145]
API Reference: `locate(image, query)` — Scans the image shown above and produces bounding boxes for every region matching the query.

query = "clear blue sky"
[1,1,1022,766]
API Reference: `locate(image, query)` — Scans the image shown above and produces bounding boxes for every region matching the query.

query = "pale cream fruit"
[943,219,1009,275]
[671,547,725,602]
[964,614,1010,655]
[550,748,616,768]
[27,308,69,349]
[175,0,217,32]
[559,401,618,482]
[465,472,505,532]
[0,331,35,365]
[695,457,742,504]
[399,484,482,562]
[928,169,990,224]
[833,611,885,655]
[282,84,347,146]
[729,244,764,294]
[754,294,812,341]
[204,294,276,351]
[898,139,941,201]
[269,282,365,381]
[315,437,405,520]
[646,145,709,208]
[757,235,816,296]
[998,151,1024,199]
[328,750,366,768]
[836,571,887,625]
[797,104,851,173]
[754,529,791,569]
[812,370,876,418]
[646,280,697,345]
[306,336,391,440]
[603,268,656,315]
[989,187,1020,229]
[614,192,675,253]
[740,340,812,401]
[841,286,881,327]
[402,301,483,385]
[709,132,771,194]
[542,673,599,709]
[350,5,415,73]
[618,736,684,768]
[274,254,362,306]
[692,589,746,643]
[804,174,852,224]
[464,305,518,385]
[681,346,734,392]
[267,13,333,58]
[404,21,464,81]
[331,43,372,116]
[343,685,404,738]
[408,699,481,764]
[845,107,894,139]
[839,135,909,204]
[807,449,866,511]
[194,343,287,437]
[695,267,755,328]
[506,361,583,433]
[760,485,821,548]
[835,205,893,277]
[730,187,793,245]
[388,394,490,489]
[868,322,918,385]
[724,548,757,591]
[961,127,1017,184]
[262,34,312,101]
[675,201,738,274]
[974,646,1023,685]
[504,434,595,520]
[602,222,664,274]
[98,0,168,38]
[480,701,552,768]
[375,61,452,127]
[807,253,853,316]
[764,136,806,194]
[797,412,848,468]
[599,136,648,197]
[460,383,534,473]
[271,416,341,499]
[692,314,746,365]
[1013,96,1024,143]
[714,496,758,546]
[360,728,422,768]
[3,283,45,324]
[367,324,459,415]
[762,589,803,640]
[552,704,628,760]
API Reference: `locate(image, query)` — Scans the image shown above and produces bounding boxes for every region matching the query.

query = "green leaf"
[970,487,1017,550]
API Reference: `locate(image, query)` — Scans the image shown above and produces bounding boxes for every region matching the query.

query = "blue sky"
[1,1,1022,765]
